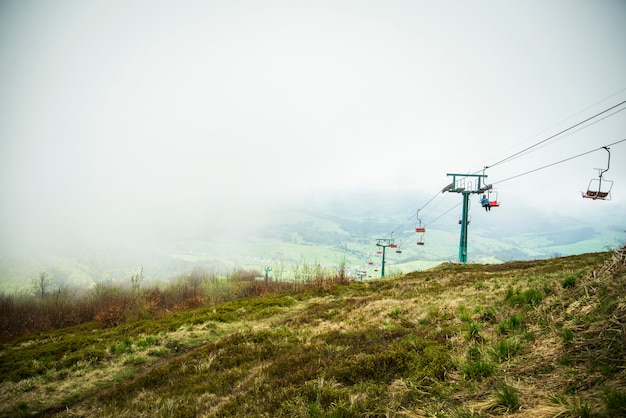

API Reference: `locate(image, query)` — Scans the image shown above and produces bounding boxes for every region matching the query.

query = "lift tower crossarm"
[444,173,489,263]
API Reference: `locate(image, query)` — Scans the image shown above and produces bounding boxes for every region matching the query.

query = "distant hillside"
[1,188,624,293]
[1,248,625,417]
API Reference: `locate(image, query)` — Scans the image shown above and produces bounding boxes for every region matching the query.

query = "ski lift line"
[423,202,462,228]
[485,107,626,168]
[491,138,626,186]
[468,92,626,178]
[389,188,444,236]
[420,188,445,212]
[478,88,626,169]
[484,100,626,171]
[390,211,418,236]
[523,88,626,145]
[381,98,624,249]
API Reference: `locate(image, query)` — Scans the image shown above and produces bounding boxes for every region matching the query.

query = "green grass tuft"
[604,389,626,417]
[461,359,495,380]
[489,338,523,362]
[495,383,520,411]
[505,286,544,307]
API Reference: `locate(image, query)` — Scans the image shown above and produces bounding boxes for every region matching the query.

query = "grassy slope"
[1,250,626,417]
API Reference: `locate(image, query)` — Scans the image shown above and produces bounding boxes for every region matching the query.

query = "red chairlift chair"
[488,190,500,207]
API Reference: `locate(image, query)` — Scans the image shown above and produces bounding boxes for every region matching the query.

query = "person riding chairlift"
[480,194,491,212]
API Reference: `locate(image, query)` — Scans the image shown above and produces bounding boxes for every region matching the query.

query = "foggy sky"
[1,0,625,256]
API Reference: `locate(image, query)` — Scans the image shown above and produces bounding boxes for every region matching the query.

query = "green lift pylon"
[375,238,393,278]
[443,173,492,263]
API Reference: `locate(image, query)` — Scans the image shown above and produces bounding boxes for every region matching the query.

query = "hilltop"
[1,247,625,417]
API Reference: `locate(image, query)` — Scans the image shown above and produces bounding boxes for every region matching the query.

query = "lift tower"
[443,173,491,263]
[375,238,393,278]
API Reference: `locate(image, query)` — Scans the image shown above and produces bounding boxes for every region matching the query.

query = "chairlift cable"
[484,100,626,170]
[389,188,445,236]
[423,202,462,228]
[420,188,444,211]
[491,138,626,186]
[493,107,626,169]
[390,212,417,236]
[479,87,626,169]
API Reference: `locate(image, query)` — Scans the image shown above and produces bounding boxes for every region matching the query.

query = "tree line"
[0,261,351,343]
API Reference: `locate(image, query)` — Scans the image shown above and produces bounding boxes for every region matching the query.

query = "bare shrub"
[94,303,126,328]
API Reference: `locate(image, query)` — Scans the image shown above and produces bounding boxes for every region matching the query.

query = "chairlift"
[479,190,499,210]
[416,229,425,246]
[458,214,471,225]
[416,234,425,246]
[582,147,613,200]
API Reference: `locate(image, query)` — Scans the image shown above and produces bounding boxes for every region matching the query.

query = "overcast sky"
[1,0,625,255]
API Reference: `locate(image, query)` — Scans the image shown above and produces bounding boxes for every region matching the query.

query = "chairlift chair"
[488,190,500,207]
[582,147,613,201]
[389,241,403,253]
[416,228,425,246]
[582,178,613,200]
